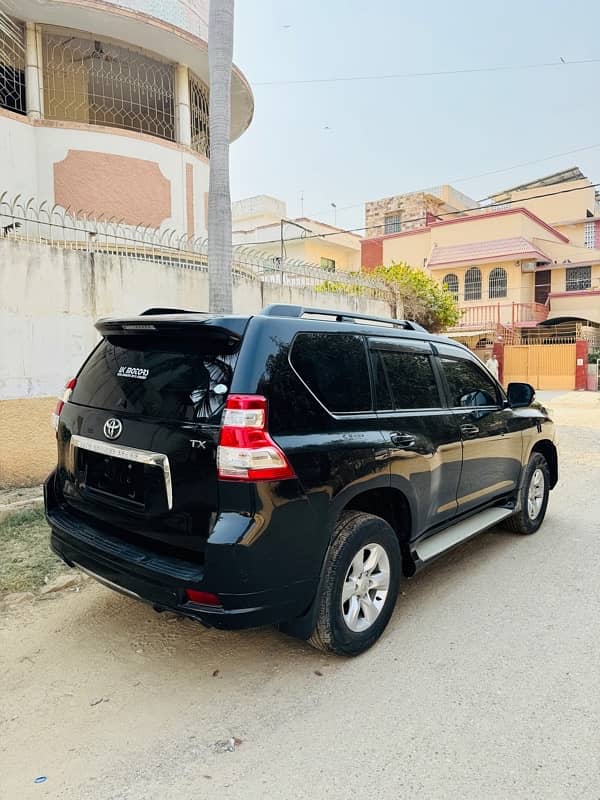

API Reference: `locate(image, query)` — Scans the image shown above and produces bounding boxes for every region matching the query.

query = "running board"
[415,507,514,563]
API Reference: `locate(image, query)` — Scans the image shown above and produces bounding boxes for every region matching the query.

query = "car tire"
[504,452,550,535]
[308,511,402,656]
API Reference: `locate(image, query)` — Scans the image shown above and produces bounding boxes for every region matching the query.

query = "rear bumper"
[45,477,317,630]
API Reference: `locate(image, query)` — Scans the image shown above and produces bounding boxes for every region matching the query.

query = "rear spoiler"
[95,313,247,343]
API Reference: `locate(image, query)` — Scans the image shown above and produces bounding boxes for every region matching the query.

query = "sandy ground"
[537,389,600,430]
[1,392,599,800]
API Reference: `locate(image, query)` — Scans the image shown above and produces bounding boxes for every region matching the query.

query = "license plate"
[78,450,145,505]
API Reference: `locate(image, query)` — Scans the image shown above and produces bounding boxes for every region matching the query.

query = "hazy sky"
[230,0,600,233]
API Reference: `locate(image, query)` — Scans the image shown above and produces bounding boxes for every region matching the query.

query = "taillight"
[217,394,296,481]
[51,378,77,431]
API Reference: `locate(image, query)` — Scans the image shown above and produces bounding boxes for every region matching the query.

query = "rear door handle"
[460,423,480,439]
[390,432,416,448]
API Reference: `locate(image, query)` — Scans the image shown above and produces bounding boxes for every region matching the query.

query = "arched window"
[489,267,507,299]
[443,273,459,300]
[464,267,482,301]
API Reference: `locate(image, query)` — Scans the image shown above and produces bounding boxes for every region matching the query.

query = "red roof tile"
[428,237,550,268]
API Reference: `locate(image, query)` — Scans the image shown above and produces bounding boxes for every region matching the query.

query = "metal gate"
[503,344,577,390]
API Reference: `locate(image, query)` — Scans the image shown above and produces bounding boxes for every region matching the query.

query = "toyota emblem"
[103,418,123,440]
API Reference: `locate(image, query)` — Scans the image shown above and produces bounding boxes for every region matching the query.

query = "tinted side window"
[372,350,392,409]
[290,333,371,412]
[373,350,441,410]
[440,357,499,407]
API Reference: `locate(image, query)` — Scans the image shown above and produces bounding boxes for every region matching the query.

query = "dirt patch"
[0,509,66,595]
[0,485,43,506]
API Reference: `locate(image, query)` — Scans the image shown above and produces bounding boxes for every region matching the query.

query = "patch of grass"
[0,509,65,595]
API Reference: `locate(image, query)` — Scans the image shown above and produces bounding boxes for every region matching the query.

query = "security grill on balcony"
[41,30,176,141]
[0,13,26,115]
[190,71,209,158]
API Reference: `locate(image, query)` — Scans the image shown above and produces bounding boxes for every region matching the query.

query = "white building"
[0,0,253,235]
[232,195,362,272]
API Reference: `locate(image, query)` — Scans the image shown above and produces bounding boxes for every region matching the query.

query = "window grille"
[42,31,175,141]
[489,267,507,299]
[464,267,482,301]
[190,71,209,157]
[384,213,402,234]
[320,257,335,271]
[565,266,591,292]
[0,13,25,115]
[584,221,596,249]
[443,273,459,300]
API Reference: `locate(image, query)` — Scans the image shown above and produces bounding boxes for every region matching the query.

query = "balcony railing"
[456,302,549,329]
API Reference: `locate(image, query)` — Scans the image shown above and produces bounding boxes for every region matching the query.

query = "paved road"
[1,395,599,800]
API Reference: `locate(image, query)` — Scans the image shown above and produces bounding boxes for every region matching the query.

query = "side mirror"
[507,382,535,408]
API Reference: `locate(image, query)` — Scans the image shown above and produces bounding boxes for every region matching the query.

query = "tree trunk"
[208,0,234,313]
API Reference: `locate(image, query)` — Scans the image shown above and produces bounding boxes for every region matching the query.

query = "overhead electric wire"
[302,143,600,221]
[254,57,600,87]
[258,181,600,245]
[451,143,600,184]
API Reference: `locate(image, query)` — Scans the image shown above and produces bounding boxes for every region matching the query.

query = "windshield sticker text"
[117,366,149,380]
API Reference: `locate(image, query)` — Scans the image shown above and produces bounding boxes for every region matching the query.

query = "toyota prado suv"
[45,304,557,655]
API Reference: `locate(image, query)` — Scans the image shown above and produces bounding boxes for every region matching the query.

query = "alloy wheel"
[341,543,391,633]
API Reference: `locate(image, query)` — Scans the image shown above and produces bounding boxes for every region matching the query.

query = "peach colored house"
[362,168,600,344]
[0,0,253,236]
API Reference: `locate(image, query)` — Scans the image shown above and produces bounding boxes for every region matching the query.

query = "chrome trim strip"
[70,434,173,510]
[73,563,143,601]
[415,507,513,562]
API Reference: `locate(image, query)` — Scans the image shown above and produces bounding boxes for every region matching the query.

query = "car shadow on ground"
[49,525,522,678]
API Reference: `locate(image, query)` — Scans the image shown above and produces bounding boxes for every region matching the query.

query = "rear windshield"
[70,336,238,422]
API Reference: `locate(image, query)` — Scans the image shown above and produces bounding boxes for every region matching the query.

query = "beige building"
[233,195,362,272]
[362,168,600,335]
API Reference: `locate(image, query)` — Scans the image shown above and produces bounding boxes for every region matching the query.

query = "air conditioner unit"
[520,261,537,273]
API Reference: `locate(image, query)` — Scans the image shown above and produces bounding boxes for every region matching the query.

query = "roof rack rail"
[260,304,428,332]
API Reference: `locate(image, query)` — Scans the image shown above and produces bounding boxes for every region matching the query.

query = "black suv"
[45,304,557,655]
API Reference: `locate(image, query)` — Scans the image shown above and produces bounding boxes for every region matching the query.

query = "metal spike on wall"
[0,189,391,300]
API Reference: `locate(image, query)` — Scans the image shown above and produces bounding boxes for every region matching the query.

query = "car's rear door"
[368,337,463,535]
[56,314,247,560]
[435,344,523,514]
